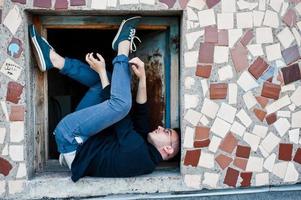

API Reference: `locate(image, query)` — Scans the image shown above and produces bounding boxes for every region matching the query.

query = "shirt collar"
[147,142,163,164]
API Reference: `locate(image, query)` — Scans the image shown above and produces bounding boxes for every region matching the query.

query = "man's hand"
[85,53,106,74]
[129,57,146,80]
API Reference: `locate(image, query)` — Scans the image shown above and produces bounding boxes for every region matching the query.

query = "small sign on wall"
[0,58,22,81]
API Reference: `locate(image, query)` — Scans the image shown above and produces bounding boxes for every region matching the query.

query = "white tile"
[266,95,291,114]
[184,51,198,68]
[107,0,117,7]
[2,144,8,156]
[217,13,234,29]
[256,27,273,44]
[184,175,201,189]
[280,2,289,17]
[119,0,139,4]
[187,7,199,21]
[9,145,24,161]
[8,180,25,194]
[255,173,269,186]
[217,103,237,123]
[296,2,301,15]
[273,161,288,179]
[183,126,195,148]
[218,65,233,81]
[277,111,291,118]
[10,122,24,143]
[253,125,268,138]
[262,10,279,28]
[243,91,257,109]
[0,58,23,81]
[203,172,219,188]
[3,5,22,35]
[201,98,220,119]
[228,83,237,105]
[243,132,261,151]
[297,21,301,31]
[186,31,204,50]
[289,129,300,144]
[187,0,206,10]
[265,43,282,62]
[289,104,296,111]
[260,132,281,154]
[214,46,229,64]
[284,162,299,182]
[269,0,283,12]
[231,121,246,137]
[292,111,301,128]
[290,86,301,107]
[16,163,27,178]
[200,115,210,126]
[281,84,296,92]
[0,127,6,144]
[185,77,195,89]
[258,0,266,10]
[237,0,258,10]
[208,136,222,153]
[201,79,209,97]
[198,9,216,28]
[274,118,290,137]
[236,12,253,29]
[221,0,236,12]
[236,109,252,127]
[0,181,5,196]
[259,145,269,157]
[91,0,107,9]
[253,10,265,27]
[237,71,259,92]
[246,156,264,172]
[0,101,9,121]
[228,29,243,48]
[264,153,276,172]
[247,44,264,57]
[211,117,231,138]
[185,94,199,109]
[139,0,155,5]
[184,109,202,126]
[277,27,295,49]
[198,152,215,168]
[292,28,301,46]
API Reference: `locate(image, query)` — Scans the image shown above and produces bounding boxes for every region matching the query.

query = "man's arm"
[130,57,147,104]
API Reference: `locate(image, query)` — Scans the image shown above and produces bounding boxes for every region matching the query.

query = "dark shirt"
[71,86,163,182]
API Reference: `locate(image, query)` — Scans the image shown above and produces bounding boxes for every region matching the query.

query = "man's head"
[147,126,180,160]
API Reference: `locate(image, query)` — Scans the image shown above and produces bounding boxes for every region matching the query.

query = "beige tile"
[91,0,107,8]
[246,156,264,172]
[237,0,258,10]
[10,122,24,143]
[198,9,216,27]
[231,121,246,137]
[256,27,273,44]
[3,6,22,35]
[253,10,265,27]
[214,46,229,63]
[292,111,301,128]
[264,153,276,172]
[0,127,5,144]
[184,94,199,109]
[258,0,266,10]
[184,77,195,89]
[237,71,259,92]
[221,0,236,12]
[218,65,233,81]
[0,181,5,196]
[211,117,231,138]
[243,91,257,109]
[236,109,252,127]
[274,118,290,137]
[201,98,220,119]
[184,175,202,189]
[8,180,25,194]
[290,86,301,107]
[243,132,261,151]
[228,83,238,105]
[253,125,268,138]
[296,2,301,15]
[277,27,295,49]
[265,43,282,62]
[292,28,301,46]
[288,129,299,144]
[9,145,24,161]
[187,7,199,21]
[263,10,279,28]
[184,51,198,68]
[184,109,203,126]
[217,13,234,29]
[187,0,206,10]
[183,126,195,148]
[203,172,219,188]
[228,29,243,47]
[217,103,237,123]
[260,132,281,154]
[255,173,269,186]
[198,151,215,168]
[16,163,27,178]
[236,12,253,28]
[186,31,204,50]
[201,79,209,97]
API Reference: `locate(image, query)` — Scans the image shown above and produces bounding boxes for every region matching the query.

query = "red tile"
[219,133,238,154]
[224,167,239,187]
[209,83,228,99]
[293,148,301,165]
[198,43,215,64]
[195,64,212,78]
[0,157,13,176]
[179,0,189,9]
[205,26,218,43]
[9,105,25,121]
[218,30,228,46]
[194,139,211,148]
[233,157,248,170]
[195,126,210,140]
[282,9,297,27]
[70,0,86,6]
[33,0,52,8]
[236,145,251,158]
[184,149,201,167]
[230,42,249,72]
[11,0,27,4]
[255,96,269,108]
[282,45,301,65]
[261,82,281,100]
[159,0,176,8]
[216,154,233,170]
[254,108,267,122]
[240,172,252,187]
[248,57,269,80]
[55,0,68,9]
[265,113,277,125]
[240,29,254,46]
[206,0,220,8]
[6,81,24,104]
[279,143,293,161]
[281,63,301,85]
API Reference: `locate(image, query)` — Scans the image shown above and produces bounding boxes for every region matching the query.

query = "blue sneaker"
[112,16,142,53]
[29,24,54,72]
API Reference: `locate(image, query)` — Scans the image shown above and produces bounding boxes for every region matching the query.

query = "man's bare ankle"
[50,50,65,69]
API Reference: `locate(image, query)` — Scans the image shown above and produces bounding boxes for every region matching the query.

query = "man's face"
[147,126,177,148]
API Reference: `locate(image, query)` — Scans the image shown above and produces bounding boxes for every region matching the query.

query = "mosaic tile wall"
[0,0,300,198]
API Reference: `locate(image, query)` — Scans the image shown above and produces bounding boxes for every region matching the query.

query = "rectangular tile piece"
[236,109,252,127]
[279,143,293,161]
[184,149,201,167]
[261,132,281,154]
[246,156,264,172]
[198,152,215,168]
[228,83,237,104]
[9,105,25,121]
[230,42,249,72]
[54,0,68,9]
[195,126,210,140]
[243,91,257,110]
[256,27,273,43]
[198,43,214,64]
[234,157,248,170]
[198,9,216,27]
[218,30,228,46]
[266,95,291,114]
[292,111,301,128]
[281,64,301,85]
[219,133,238,153]
[194,139,211,148]
[216,154,233,170]
[243,132,261,151]
[240,172,252,187]
[261,82,281,100]
[217,103,237,123]
[281,45,301,65]
[224,167,239,187]
[183,126,194,148]
[6,82,23,104]
[265,43,282,62]
[237,71,259,92]
[230,121,246,137]
[195,64,212,78]
[70,0,86,6]
[217,13,234,29]
[236,145,251,158]
[248,57,269,80]
[33,0,52,8]
[211,117,231,138]
[205,26,218,43]
[290,86,301,107]
[209,83,228,99]
[274,118,291,137]
[201,98,219,119]
[240,29,254,46]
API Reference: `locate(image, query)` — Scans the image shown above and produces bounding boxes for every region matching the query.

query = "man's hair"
[168,127,181,161]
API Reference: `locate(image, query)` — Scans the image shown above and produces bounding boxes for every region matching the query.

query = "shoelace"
[128,28,141,53]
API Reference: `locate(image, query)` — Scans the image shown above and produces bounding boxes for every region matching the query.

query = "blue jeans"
[54,55,132,153]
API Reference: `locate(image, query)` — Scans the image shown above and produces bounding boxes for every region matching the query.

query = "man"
[29,16,180,182]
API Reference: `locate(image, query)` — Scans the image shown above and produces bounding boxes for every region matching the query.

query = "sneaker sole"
[112,16,142,50]
[30,25,47,72]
